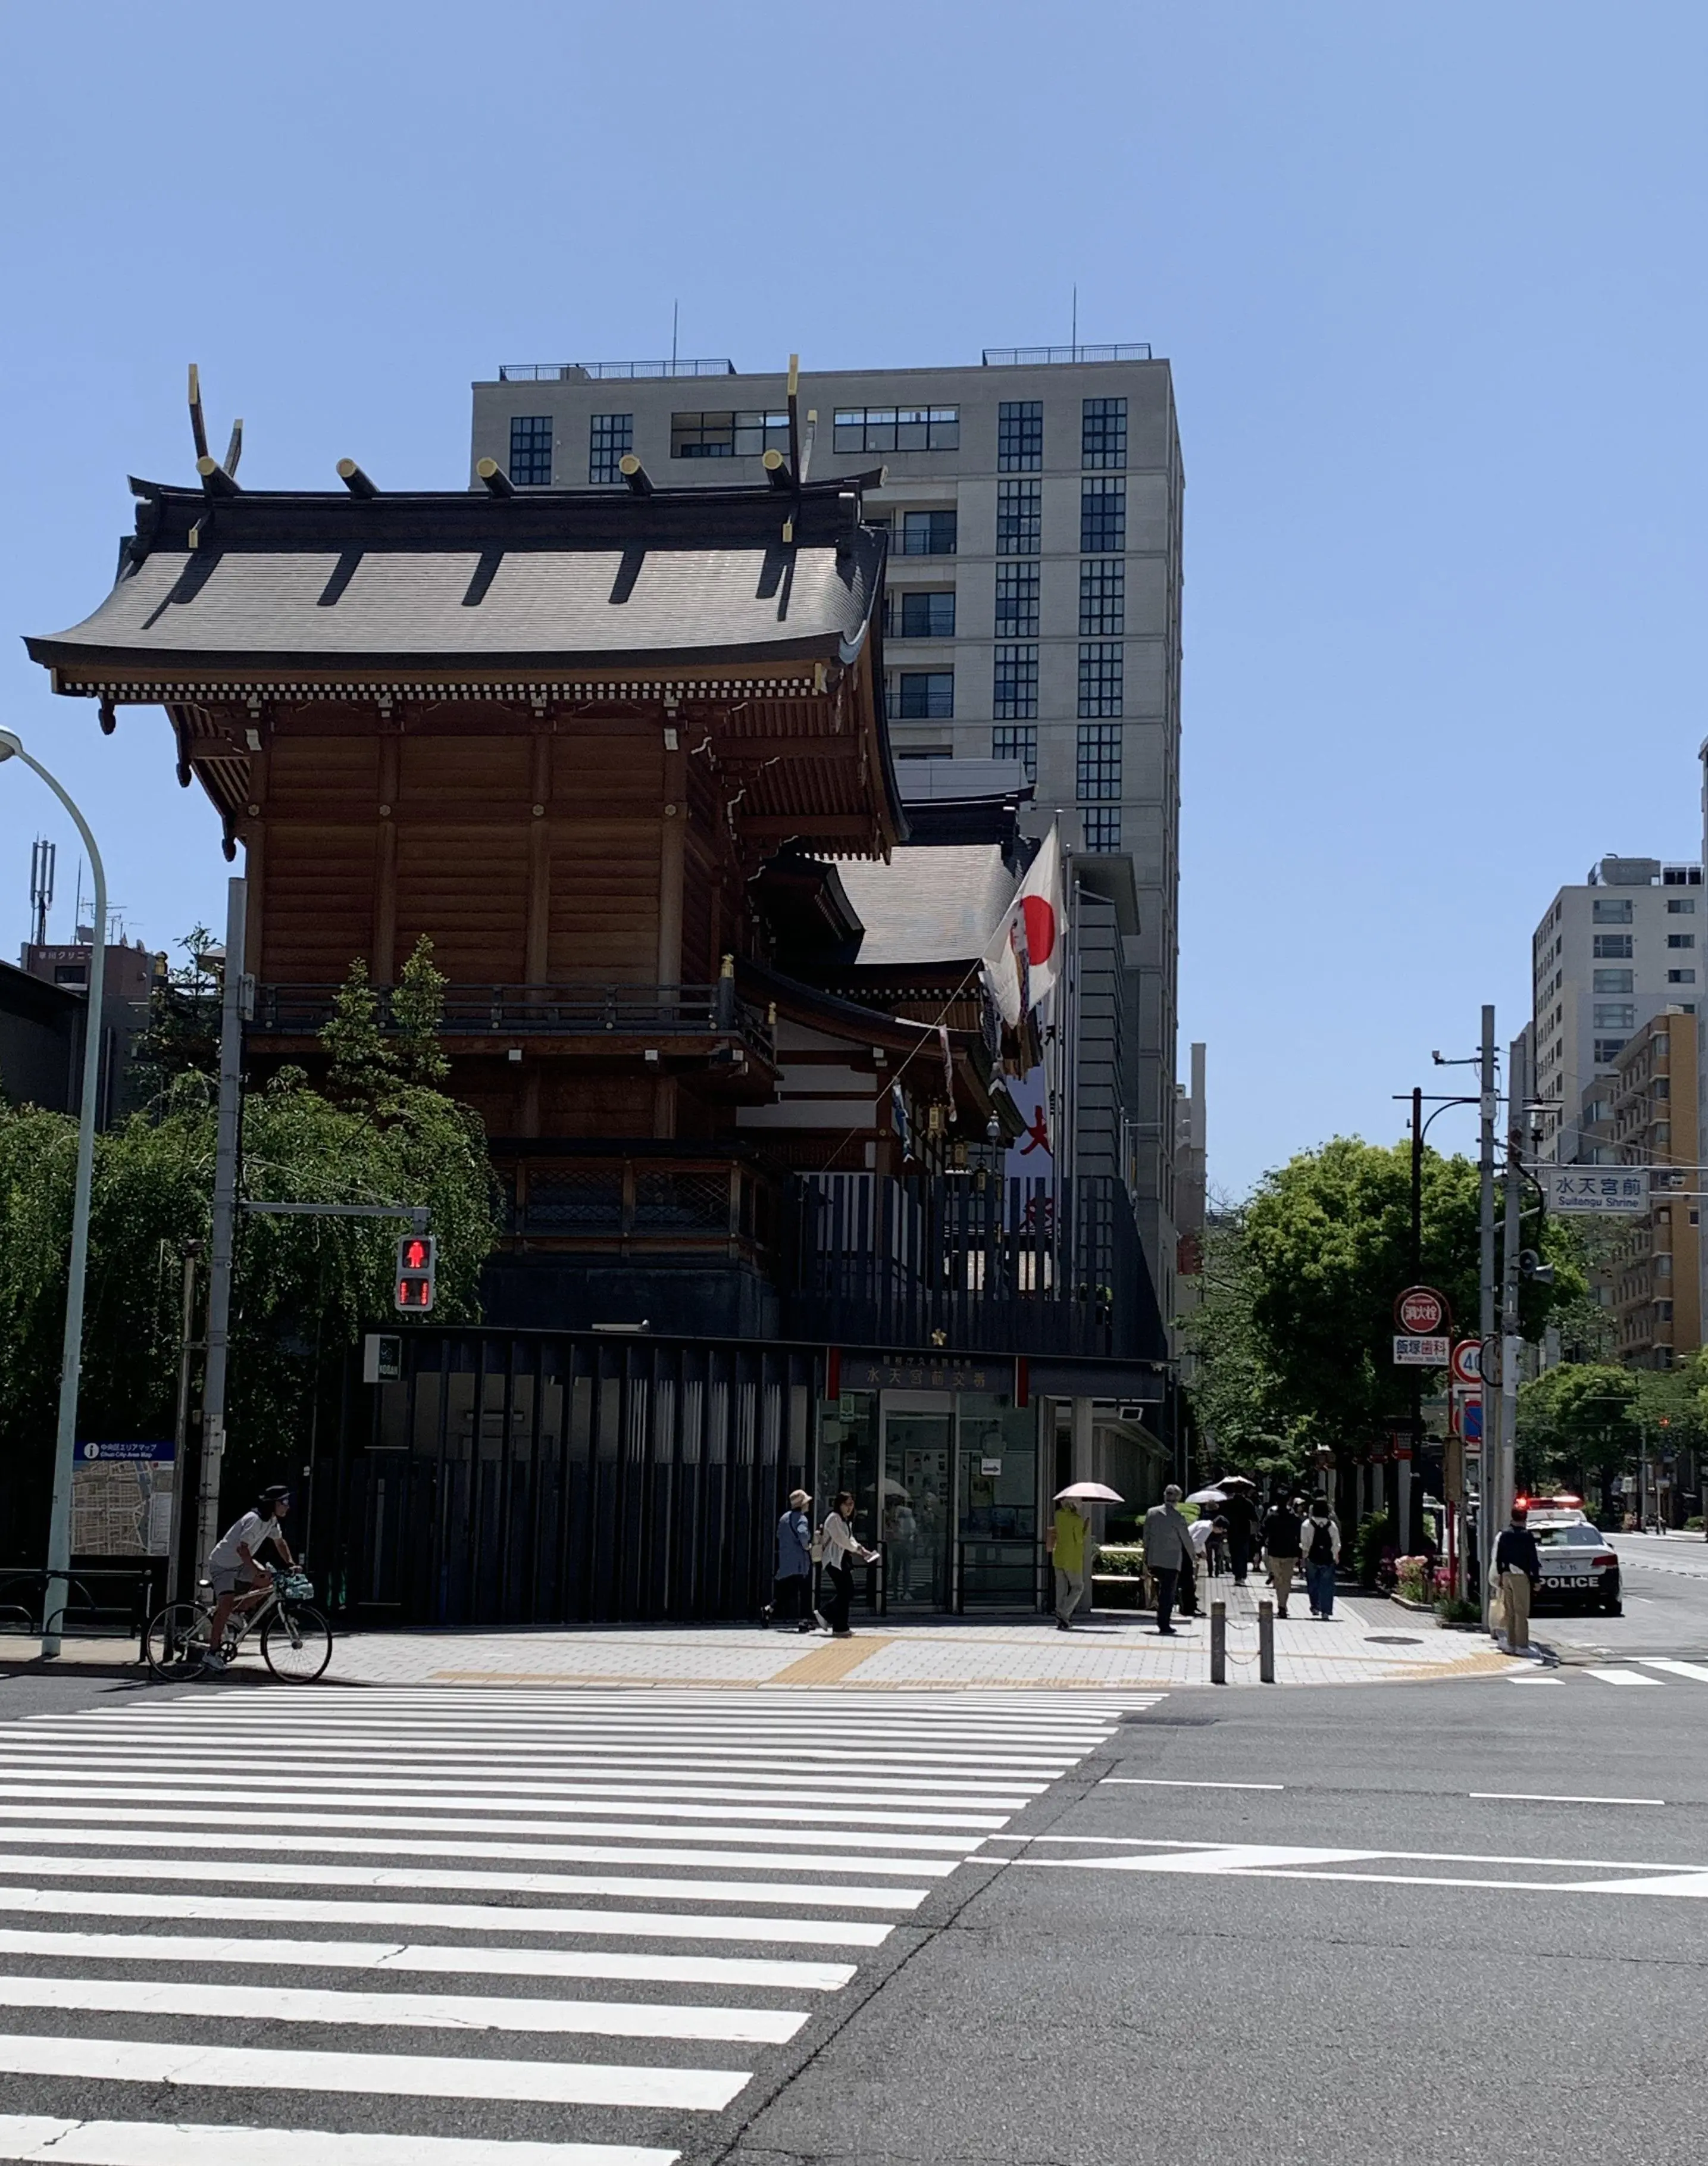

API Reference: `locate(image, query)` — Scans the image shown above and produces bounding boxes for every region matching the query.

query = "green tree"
[319,958,396,1113]
[1515,1362,1640,1511]
[126,924,221,1100]
[390,936,452,1090]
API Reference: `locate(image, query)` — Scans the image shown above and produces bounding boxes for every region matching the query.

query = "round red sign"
[1394,1284,1448,1335]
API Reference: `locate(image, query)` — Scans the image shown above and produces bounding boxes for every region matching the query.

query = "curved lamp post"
[0,730,105,1656]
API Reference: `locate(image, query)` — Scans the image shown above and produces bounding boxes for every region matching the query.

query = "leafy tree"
[391,936,452,1090]
[126,924,221,1099]
[319,958,395,1113]
[1515,1362,1640,1513]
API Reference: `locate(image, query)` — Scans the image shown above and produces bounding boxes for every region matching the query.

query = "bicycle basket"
[279,1571,315,1602]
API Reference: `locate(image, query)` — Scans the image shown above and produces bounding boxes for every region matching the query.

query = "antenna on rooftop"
[671,301,678,374]
[1071,284,1078,361]
[29,837,54,948]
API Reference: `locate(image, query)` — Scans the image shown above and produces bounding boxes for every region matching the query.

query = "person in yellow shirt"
[1047,1498,1092,1630]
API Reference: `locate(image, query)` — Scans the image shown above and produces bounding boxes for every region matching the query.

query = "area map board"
[71,1440,174,1557]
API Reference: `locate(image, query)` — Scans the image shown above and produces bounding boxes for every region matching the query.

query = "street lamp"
[0,730,106,1658]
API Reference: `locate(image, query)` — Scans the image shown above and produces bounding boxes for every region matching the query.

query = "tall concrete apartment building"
[470,344,1185,1320]
[1531,854,1703,1165]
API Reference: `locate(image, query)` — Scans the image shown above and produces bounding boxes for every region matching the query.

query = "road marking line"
[1640,1659,1708,1684]
[0,1928,855,1990]
[1100,1779,1285,1792]
[0,2118,675,2166]
[0,1975,807,2045]
[1469,1792,1665,1806]
[0,2032,749,2111]
[1584,1668,1662,1686]
[0,1886,895,1945]
[0,1855,927,1911]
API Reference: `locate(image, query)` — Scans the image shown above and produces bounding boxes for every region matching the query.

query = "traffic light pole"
[194,877,247,1589]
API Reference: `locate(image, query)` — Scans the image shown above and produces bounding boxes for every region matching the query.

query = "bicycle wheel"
[261,1603,333,1682]
[143,1601,212,1679]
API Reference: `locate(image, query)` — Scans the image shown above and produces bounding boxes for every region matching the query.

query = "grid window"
[1593,1002,1637,1030]
[994,563,1040,636]
[1671,968,1697,983]
[896,590,956,638]
[899,510,957,555]
[1078,642,1124,718]
[670,409,790,458]
[1670,933,1697,948]
[1079,559,1125,636]
[1593,898,1634,923]
[898,670,954,720]
[508,415,553,487]
[1080,477,1126,552]
[997,479,1042,555]
[991,725,1037,780]
[1081,396,1128,470]
[588,412,633,484]
[1593,934,1633,958]
[997,401,1043,471]
[1081,807,1122,853]
[1594,1038,1627,1064]
[1670,898,1698,913]
[993,645,1039,721]
[1077,721,1122,801]
[1593,969,1634,993]
[833,405,959,453]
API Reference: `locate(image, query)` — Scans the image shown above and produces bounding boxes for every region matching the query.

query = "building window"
[1593,933,1633,958]
[1593,968,1634,993]
[1670,968,1697,983]
[588,413,633,485]
[1669,898,1697,913]
[1081,807,1122,852]
[993,645,1038,720]
[1080,559,1125,636]
[1669,932,1697,948]
[897,671,954,720]
[1594,1038,1627,1064]
[997,479,1042,555]
[899,510,957,556]
[994,563,1040,637]
[1082,396,1128,470]
[997,401,1043,472]
[508,416,553,487]
[1593,1003,1637,1030]
[992,725,1037,780]
[670,409,790,458]
[1080,477,1126,552]
[1077,721,1122,801]
[894,590,956,639]
[833,405,959,453]
[1593,898,1634,924]
[1078,642,1124,718]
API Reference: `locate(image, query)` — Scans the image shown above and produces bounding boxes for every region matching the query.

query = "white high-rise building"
[1531,854,1703,1164]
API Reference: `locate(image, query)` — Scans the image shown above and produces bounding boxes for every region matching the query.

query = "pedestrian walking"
[1303,1498,1340,1618]
[1206,1514,1230,1578]
[1494,1505,1541,1655]
[1262,1494,1305,1618]
[1142,1485,1196,1636]
[1047,1495,1093,1630]
[818,1490,879,1639]
[762,1489,816,1633]
[1222,1486,1257,1586]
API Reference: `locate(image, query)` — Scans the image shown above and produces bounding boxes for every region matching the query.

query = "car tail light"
[1594,1555,1616,1568]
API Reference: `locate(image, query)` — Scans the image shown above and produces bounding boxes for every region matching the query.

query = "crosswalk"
[1584,1658,1708,1686]
[0,1687,1156,2166]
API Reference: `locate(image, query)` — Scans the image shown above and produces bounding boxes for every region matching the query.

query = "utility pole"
[1499,1031,1529,1546]
[1405,1084,1423,1554]
[195,877,248,1580]
[1477,1005,1497,1617]
[165,1241,202,1607]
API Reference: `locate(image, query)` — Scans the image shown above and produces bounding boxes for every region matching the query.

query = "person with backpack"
[762,1489,815,1633]
[1262,1494,1305,1618]
[1303,1498,1341,1618]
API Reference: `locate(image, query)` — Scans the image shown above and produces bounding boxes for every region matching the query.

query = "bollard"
[1210,1599,1227,1684]
[1259,1598,1275,1683]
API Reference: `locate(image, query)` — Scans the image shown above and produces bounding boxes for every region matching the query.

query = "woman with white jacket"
[819,1491,880,1638]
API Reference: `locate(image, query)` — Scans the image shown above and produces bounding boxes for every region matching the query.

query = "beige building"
[1609,1008,1701,1367]
[469,343,1185,1326]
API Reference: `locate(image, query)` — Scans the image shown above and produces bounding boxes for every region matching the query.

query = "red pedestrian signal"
[395,1232,437,1314]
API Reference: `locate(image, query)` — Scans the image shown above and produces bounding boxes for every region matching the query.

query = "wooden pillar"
[656,733,686,987]
[527,732,552,984]
[373,735,400,982]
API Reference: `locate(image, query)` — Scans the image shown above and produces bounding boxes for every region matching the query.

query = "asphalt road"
[1545,1530,1708,1659]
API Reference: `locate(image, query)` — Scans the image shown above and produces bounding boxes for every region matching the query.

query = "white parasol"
[1185,1487,1228,1506]
[1055,1482,1124,1504]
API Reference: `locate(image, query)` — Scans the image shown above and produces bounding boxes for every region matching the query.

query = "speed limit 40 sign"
[1450,1338,1481,1387]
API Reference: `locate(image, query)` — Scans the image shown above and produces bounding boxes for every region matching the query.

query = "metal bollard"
[1259,1598,1275,1683]
[1210,1599,1227,1685]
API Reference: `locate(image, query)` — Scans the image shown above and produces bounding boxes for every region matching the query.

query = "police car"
[1521,1495,1623,1615]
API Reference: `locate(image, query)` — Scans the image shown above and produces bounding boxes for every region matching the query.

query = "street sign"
[1462,1398,1482,1443]
[1546,1168,1649,1215]
[362,1333,403,1384]
[1450,1339,1481,1387]
[1395,1285,1449,1335]
[1394,1334,1450,1366]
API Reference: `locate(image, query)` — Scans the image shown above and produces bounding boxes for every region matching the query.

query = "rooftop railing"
[497,359,737,383]
[251,982,774,1062]
[982,343,1152,366]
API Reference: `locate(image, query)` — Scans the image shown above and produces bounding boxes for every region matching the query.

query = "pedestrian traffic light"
[395,1233,436,1313]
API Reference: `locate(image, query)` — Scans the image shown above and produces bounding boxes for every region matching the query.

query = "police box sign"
[1547,1169,1650,1215]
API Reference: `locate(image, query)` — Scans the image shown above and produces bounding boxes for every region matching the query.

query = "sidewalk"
[2,1579,1515,1689]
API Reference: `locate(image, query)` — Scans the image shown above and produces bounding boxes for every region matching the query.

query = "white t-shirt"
[1188,1518,1214,1555]
[210,1509,282,1572]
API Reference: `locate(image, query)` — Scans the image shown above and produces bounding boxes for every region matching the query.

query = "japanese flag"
[983,823,1065,1027]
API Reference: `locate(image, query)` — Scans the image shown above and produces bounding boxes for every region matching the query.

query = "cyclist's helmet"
[259,1484,292,1513]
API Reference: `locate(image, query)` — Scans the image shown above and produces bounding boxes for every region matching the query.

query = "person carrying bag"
[818,1490,879,1639]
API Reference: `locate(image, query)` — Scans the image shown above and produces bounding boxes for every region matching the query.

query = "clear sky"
[2,1,1703,1195]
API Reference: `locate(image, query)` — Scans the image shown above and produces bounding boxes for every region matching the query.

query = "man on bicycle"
[202,1485,295,1672]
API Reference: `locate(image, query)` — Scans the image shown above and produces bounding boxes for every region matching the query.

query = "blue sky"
[2,1,1703,1195]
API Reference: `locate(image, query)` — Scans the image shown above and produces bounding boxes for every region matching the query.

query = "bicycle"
[143,1564,333,1683]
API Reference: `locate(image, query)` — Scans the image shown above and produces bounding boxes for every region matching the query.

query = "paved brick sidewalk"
[4,1580,1511,1689]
